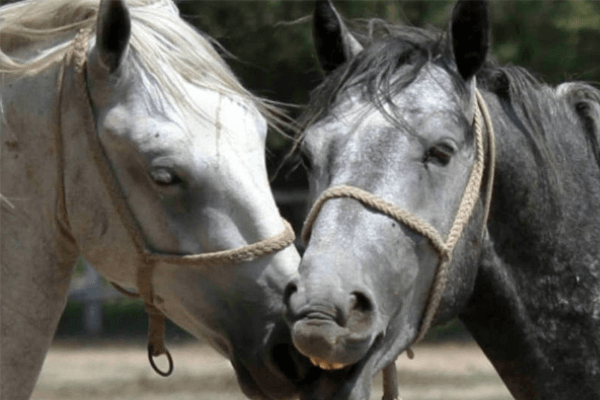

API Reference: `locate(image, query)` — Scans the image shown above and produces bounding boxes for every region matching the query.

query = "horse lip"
[291,318,374,369]
[287,306,339,323]
[305,311,338,321]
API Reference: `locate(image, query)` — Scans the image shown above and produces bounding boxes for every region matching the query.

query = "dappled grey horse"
[1,1,302,399]
[285,0,600,399]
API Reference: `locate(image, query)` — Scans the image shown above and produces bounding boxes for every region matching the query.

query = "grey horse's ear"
[95,0,131,73]
[451,0,489,81]
[313,0,363,74]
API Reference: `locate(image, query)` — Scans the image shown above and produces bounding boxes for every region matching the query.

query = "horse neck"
[1,61,79,278]
[1,63,80,399]
[459,91,600,399]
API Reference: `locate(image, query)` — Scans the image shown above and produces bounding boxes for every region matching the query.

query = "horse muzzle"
[291,319,375,370]
[284,274,380,370]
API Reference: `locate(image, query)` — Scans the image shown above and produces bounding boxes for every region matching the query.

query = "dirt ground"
[31,341,513,400]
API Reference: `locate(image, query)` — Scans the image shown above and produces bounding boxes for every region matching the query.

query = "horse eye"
[425,143,455,166]
[150,168,181,186]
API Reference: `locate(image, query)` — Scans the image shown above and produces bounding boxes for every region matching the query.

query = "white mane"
[0,0,284,126]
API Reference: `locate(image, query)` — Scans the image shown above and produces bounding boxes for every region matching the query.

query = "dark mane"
[556,81,600,172]
[301,20,456,130]
[478,62,600,178]
[477,62,567,191]
[299,17,600,175]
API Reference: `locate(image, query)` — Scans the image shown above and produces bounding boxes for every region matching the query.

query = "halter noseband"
[301,90,495,399]
[59,29,296,376]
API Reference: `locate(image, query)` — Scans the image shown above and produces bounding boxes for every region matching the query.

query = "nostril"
[345,291,375,332]
[350,291,373,313]
[283,281,298,309]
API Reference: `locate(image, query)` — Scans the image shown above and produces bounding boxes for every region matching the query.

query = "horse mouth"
[292,336,386,400]
[290,318,376,370]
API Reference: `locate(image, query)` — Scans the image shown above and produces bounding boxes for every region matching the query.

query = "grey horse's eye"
[150,168,181,186]
[424,143,455,166]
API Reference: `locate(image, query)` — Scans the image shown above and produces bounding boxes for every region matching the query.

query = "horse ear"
[313,0,363,74]
[451,0,489,81]
[95,0,131,73]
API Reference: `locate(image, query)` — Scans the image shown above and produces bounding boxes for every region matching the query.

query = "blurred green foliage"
[187,0,600,88]
[175,1,600,188]
[56,298,193,340]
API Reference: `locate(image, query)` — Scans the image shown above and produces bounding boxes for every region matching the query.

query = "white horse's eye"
[150,168,181,186]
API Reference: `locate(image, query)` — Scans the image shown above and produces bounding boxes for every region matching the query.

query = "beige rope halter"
[301,90,496,400]
[59,29,296,376]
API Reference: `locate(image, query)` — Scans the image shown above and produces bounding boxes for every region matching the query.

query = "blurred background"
[2,1,599,398]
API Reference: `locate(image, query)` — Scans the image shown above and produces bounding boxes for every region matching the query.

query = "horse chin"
[231,354,299,400]
[228,332,321,400]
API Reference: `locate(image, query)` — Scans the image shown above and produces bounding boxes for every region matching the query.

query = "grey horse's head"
[285,1,490,398]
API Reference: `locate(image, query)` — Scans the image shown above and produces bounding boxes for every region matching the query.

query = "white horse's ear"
[313,0,363,74]
[95,0,131,73]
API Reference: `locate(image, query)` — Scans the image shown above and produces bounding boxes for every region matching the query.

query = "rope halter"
[301,91,495,399]
[60,29,296,376]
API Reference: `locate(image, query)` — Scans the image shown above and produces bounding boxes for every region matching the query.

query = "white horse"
[0,1,301,399]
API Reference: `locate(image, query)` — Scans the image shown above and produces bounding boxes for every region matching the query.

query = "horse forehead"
[305,97,456,163]
[104,82,266,148]
[215,94,267,141]
[400,65,460,110]
[162,86,267,147]
[306,65,460,143]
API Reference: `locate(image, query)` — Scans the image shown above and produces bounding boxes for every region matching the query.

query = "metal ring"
[147,344,174,377]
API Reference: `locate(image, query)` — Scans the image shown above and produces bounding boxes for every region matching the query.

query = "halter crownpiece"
[301,90,495,400]
[60,29,296,376]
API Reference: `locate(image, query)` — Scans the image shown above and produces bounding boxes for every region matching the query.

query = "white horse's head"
[2,0,301,398]
[85,1,303,397]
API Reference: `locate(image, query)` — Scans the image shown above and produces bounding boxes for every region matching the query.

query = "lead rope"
[63,28,296,377]
[301,91,495,400]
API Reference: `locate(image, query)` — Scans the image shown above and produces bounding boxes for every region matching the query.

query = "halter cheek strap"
[61,29,296,377]
[301,91,495,400]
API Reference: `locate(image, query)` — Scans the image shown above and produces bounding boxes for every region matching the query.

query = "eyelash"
[424,143,455,166]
